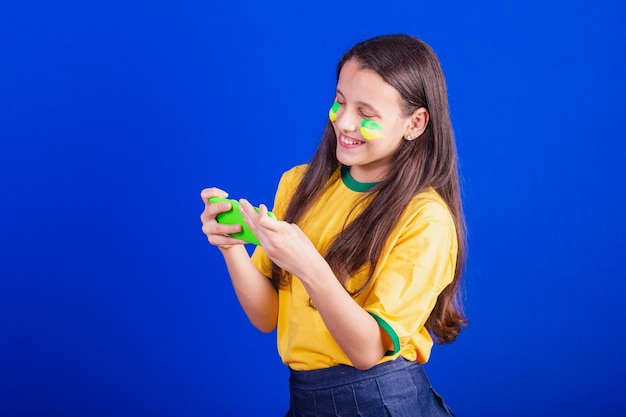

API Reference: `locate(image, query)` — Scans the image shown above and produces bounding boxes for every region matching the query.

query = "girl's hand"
[239,199,323,279]
[200,188,247,249]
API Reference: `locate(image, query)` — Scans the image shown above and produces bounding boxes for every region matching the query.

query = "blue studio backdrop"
[1,0,625,416]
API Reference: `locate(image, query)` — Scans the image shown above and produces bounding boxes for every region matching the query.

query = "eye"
[359,111,375,119]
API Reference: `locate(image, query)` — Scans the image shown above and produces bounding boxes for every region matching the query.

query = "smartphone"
[208,197,276,246]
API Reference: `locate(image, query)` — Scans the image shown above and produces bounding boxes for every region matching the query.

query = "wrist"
[298,255,336,289]
[218,244,247,258]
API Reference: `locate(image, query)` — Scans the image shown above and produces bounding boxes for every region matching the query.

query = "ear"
[404,107,429,140]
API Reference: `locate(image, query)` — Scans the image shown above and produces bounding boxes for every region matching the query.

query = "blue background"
[2,0,625,415]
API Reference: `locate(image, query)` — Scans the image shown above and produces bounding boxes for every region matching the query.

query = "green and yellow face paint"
[328,100,384,140]
[360,119,384,140]
[328,101,340,122]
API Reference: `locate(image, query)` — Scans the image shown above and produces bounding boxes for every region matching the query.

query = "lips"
[339,133,365,147]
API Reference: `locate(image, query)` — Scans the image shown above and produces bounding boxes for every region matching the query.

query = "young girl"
[201,34,466,416]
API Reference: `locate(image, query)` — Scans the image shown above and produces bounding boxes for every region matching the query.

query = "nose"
[334,105,359,133]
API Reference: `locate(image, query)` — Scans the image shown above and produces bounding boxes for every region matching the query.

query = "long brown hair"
[271,35,467,344]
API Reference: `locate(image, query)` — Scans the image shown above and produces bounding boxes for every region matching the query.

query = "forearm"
[299,258,389,370]
[220,245,279,333]
[236,202,389,365]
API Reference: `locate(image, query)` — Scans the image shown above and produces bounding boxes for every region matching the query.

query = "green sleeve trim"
[368,312,401,356]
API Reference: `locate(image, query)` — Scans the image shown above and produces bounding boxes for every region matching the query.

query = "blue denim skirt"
[286,357,455,417]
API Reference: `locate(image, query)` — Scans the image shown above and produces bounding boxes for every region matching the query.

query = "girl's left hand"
[239,199,322,278]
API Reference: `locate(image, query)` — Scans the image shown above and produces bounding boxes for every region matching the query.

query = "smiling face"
[330,59,414,183]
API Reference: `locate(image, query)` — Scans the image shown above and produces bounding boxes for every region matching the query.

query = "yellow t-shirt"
[251,164,458,371]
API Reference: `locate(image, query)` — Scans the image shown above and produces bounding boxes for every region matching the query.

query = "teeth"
[342,135,362,145]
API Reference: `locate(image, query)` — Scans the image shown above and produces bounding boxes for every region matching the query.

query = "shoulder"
[272,164,309,215]
[278,164,308,187]
[389,189,458,260]
[403,189,455,229]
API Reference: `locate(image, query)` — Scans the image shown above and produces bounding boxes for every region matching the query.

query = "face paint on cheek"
[360,119,384,140]
[328,101,340,122]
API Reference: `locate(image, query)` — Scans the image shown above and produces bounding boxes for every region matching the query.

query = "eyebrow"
[336,89,381,116]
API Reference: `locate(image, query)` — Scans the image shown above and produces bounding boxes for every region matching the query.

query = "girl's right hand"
[200,187,246,249]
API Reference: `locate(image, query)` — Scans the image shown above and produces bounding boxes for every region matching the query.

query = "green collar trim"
[341,165,379,192]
